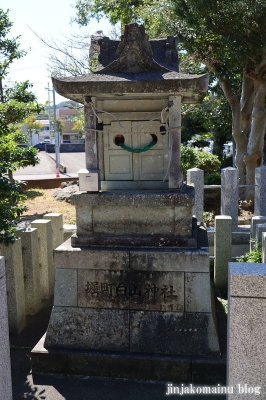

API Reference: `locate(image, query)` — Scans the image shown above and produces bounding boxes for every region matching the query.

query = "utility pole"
[45,82,60,173]
[45,82,52,138]
[53,86,60,171]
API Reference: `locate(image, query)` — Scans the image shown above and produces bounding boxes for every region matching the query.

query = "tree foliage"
[24,115,43,145]
[180,145,221,179]
[72,108,85,138]
[74,0,266,200]
[0,9,43,245]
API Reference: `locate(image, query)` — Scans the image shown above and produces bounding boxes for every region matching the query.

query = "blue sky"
[3,0,112,104]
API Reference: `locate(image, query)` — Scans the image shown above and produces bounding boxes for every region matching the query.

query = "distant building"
[20,105,84,145]
[56,107,82,141]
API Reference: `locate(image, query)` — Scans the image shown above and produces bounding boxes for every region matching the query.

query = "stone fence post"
[262,232,266,263]
[254,165,266,216]
[214,215,232,289]
[0,256,13,400]
[187,168,204,222]
[43,213,64,249]
[227,263,266,399]
[221,167,239,230]
[16,228,41,315]
[0,238,26,333]
[250,216,266,250]
[31,219,54,300]
[256,223,266,244]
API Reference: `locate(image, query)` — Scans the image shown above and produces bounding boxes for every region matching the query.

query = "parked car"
[43,139,51,144]
[63,140,71,144]
[223,142,233,157]
[34,143,46,151]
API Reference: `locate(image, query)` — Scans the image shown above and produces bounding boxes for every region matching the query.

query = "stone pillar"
[31,219,54,300]
[168,95,182,189]
[256,223,266,244]
[250,216,266,250]
[84,97,98,171]
[0,257,13,400]
[227,263,266,399]
[254,165,266,216]
[221,167,239,230]
[0,239,26,333]
[187,168,204,222]
[16,228,41,315]
[214,216,232,289]
[262,232,266,263]
[43,213,64,249]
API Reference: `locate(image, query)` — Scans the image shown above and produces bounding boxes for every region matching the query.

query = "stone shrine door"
[103,120,169,181]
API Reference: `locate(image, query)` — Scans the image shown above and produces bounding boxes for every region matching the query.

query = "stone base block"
[71,187,196,247]
[32,333,226,384]
[45,307,220,356]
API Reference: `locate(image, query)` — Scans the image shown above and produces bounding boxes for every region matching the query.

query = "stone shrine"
[32,24,222,381]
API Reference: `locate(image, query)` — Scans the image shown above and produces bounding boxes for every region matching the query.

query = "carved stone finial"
[97,23,170,74]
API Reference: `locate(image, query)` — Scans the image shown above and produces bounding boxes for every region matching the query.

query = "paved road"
[14,151,85,177]
[50,152,86,174]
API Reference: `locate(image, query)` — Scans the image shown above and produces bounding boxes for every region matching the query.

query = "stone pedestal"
[32,188,222,380]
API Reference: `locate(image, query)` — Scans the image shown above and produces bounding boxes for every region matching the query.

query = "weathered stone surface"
[130,311,220,356]
[227,297,266,399]
[250,216,266,241]
[54,268,78,307]
[214,215,232,289]
[0,239,26,333]
[93,205,176,235]
[71,187,195,207]
[43,213,64,249]
[254,166,266,217]
[78,270,184,311]
[32,331,226,382]
[185,273,212,312]
[53,72,209,105]
[71,232,197,248]
[67,352,191,382]
[0,257,13,400]
[16,228,41,315]
[255,223,266,243]
[187,168,204,222]
[221,167,239,230]
[98,23,171,74]
[130,248,209,272]
[229,263,266,298]
[45,307,129,351]
[262,232,266,263]
[75,204,92,235]
[227,263,266,399]
[54,242,129,270]
[72,188,195,240]
[31,219,54,299]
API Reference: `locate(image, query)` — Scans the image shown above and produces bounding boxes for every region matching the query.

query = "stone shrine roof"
[52,23,209,103]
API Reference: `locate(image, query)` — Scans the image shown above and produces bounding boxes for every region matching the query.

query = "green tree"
[24,115,43,145]
[72,108,84,138]
[74,0,266,200]
[0,9,43,244]
[50,118,64,136]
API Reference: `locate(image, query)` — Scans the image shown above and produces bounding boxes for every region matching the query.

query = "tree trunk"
[219,78,246,184]
[238,74,255,197]
[244,79,266,200]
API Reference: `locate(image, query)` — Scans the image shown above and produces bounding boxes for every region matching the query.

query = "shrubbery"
[181,145,221,180]
[237,240,262,263]
[204,171,221,185]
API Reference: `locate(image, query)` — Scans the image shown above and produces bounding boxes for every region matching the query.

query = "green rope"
[118,140,157,153]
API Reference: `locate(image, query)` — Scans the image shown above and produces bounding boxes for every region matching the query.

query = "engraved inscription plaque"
[78,270,184,311]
